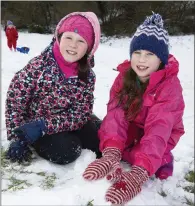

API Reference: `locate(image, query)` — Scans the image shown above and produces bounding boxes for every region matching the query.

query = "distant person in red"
[5,20,18,51]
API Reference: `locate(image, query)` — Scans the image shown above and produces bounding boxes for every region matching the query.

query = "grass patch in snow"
[86,199,94,206]
[158,189,167,197]
[1,146,58,192]
[184,185,194,193]
[184,196,194,206]
[183,170,195,205]
[40,173,57,190]
[185,171,195,183]
[1,147,10,168]
[2,176,32,192]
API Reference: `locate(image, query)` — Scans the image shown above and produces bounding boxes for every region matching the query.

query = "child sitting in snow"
[83,12,185,204]
[5,20,18,51]
[5,12,102,164]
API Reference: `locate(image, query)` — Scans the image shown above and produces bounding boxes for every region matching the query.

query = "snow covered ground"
[1,30,194,205]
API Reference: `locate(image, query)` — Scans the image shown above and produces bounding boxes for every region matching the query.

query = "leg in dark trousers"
[73,114,102,158]
[32,114,102,164]
[32,131,82,165]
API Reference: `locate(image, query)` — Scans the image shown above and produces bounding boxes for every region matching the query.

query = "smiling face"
[131,50,161,82]
[59,32,88,63]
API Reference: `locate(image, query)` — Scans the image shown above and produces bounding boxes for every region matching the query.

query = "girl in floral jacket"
[5,12,101,164]
[83,13,185,204]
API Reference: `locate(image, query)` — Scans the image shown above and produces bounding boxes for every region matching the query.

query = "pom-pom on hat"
[130,12,169,65]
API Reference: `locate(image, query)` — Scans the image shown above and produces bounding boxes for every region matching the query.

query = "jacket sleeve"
[98,71,129,152]
[5,28,9,38]
[131,80,185,176]
[14,28,18,40]
[45,75,96,134]
[5,63,40,140]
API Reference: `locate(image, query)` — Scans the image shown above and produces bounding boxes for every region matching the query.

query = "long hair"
[57,33,90,83]
[116,62,165,121]
[77,54,90,83]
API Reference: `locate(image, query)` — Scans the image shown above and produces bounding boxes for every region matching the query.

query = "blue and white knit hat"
[130,12,169,65]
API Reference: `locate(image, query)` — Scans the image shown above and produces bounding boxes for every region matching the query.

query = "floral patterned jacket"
[5,41,96,140]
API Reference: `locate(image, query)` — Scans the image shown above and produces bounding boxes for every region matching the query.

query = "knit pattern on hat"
[130,12,169,64]
[135,13,169,44]
[58,15,94,52]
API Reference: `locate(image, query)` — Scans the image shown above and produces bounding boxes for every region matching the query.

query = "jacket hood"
[149,54,179,86]
[54,12,101,68]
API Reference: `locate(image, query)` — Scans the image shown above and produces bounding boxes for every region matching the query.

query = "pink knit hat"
[58,15,94,52]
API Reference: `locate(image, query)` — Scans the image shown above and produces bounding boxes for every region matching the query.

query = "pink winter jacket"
[99,54,185,176]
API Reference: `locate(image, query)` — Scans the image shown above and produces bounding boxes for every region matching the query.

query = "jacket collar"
[148,54,179,86]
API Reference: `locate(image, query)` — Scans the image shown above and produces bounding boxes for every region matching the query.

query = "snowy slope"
[1,30,194,205]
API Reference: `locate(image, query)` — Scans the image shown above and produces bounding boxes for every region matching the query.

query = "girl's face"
[59,32,88,63]
[131,50,161,82]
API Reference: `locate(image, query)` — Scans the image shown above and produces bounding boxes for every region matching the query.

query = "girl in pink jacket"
[83,13,185,204]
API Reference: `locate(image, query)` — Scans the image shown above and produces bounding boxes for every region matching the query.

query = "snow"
[1,29,194,205]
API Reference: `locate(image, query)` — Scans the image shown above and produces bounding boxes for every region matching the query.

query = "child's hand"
[105,165,149,204]
[83,147,122,180]
[6,139,33,163]
[14,120,46,144]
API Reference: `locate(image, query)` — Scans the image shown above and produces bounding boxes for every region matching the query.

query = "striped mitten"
[105,165,149,204]
[83,147,122,180]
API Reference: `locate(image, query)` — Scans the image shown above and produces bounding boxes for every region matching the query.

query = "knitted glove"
[105,165,149,204]
[14,120,46,144]
[6,139,33,163]
[83,147,122,180]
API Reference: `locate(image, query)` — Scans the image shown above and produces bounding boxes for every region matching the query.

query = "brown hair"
[77,54,90,83]
[116,62,165,121]
[57,33,90,83]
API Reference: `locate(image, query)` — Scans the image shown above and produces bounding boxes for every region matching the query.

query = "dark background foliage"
[1,1,195,36]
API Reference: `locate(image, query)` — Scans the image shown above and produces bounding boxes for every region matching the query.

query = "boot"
[155,156,174,180]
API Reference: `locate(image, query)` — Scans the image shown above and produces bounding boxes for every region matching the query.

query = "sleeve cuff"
[100,139,124,152]
[133,156,153,176]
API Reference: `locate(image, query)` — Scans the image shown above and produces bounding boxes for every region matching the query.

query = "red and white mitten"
[83,147,122,180]
[105,165,149,204]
